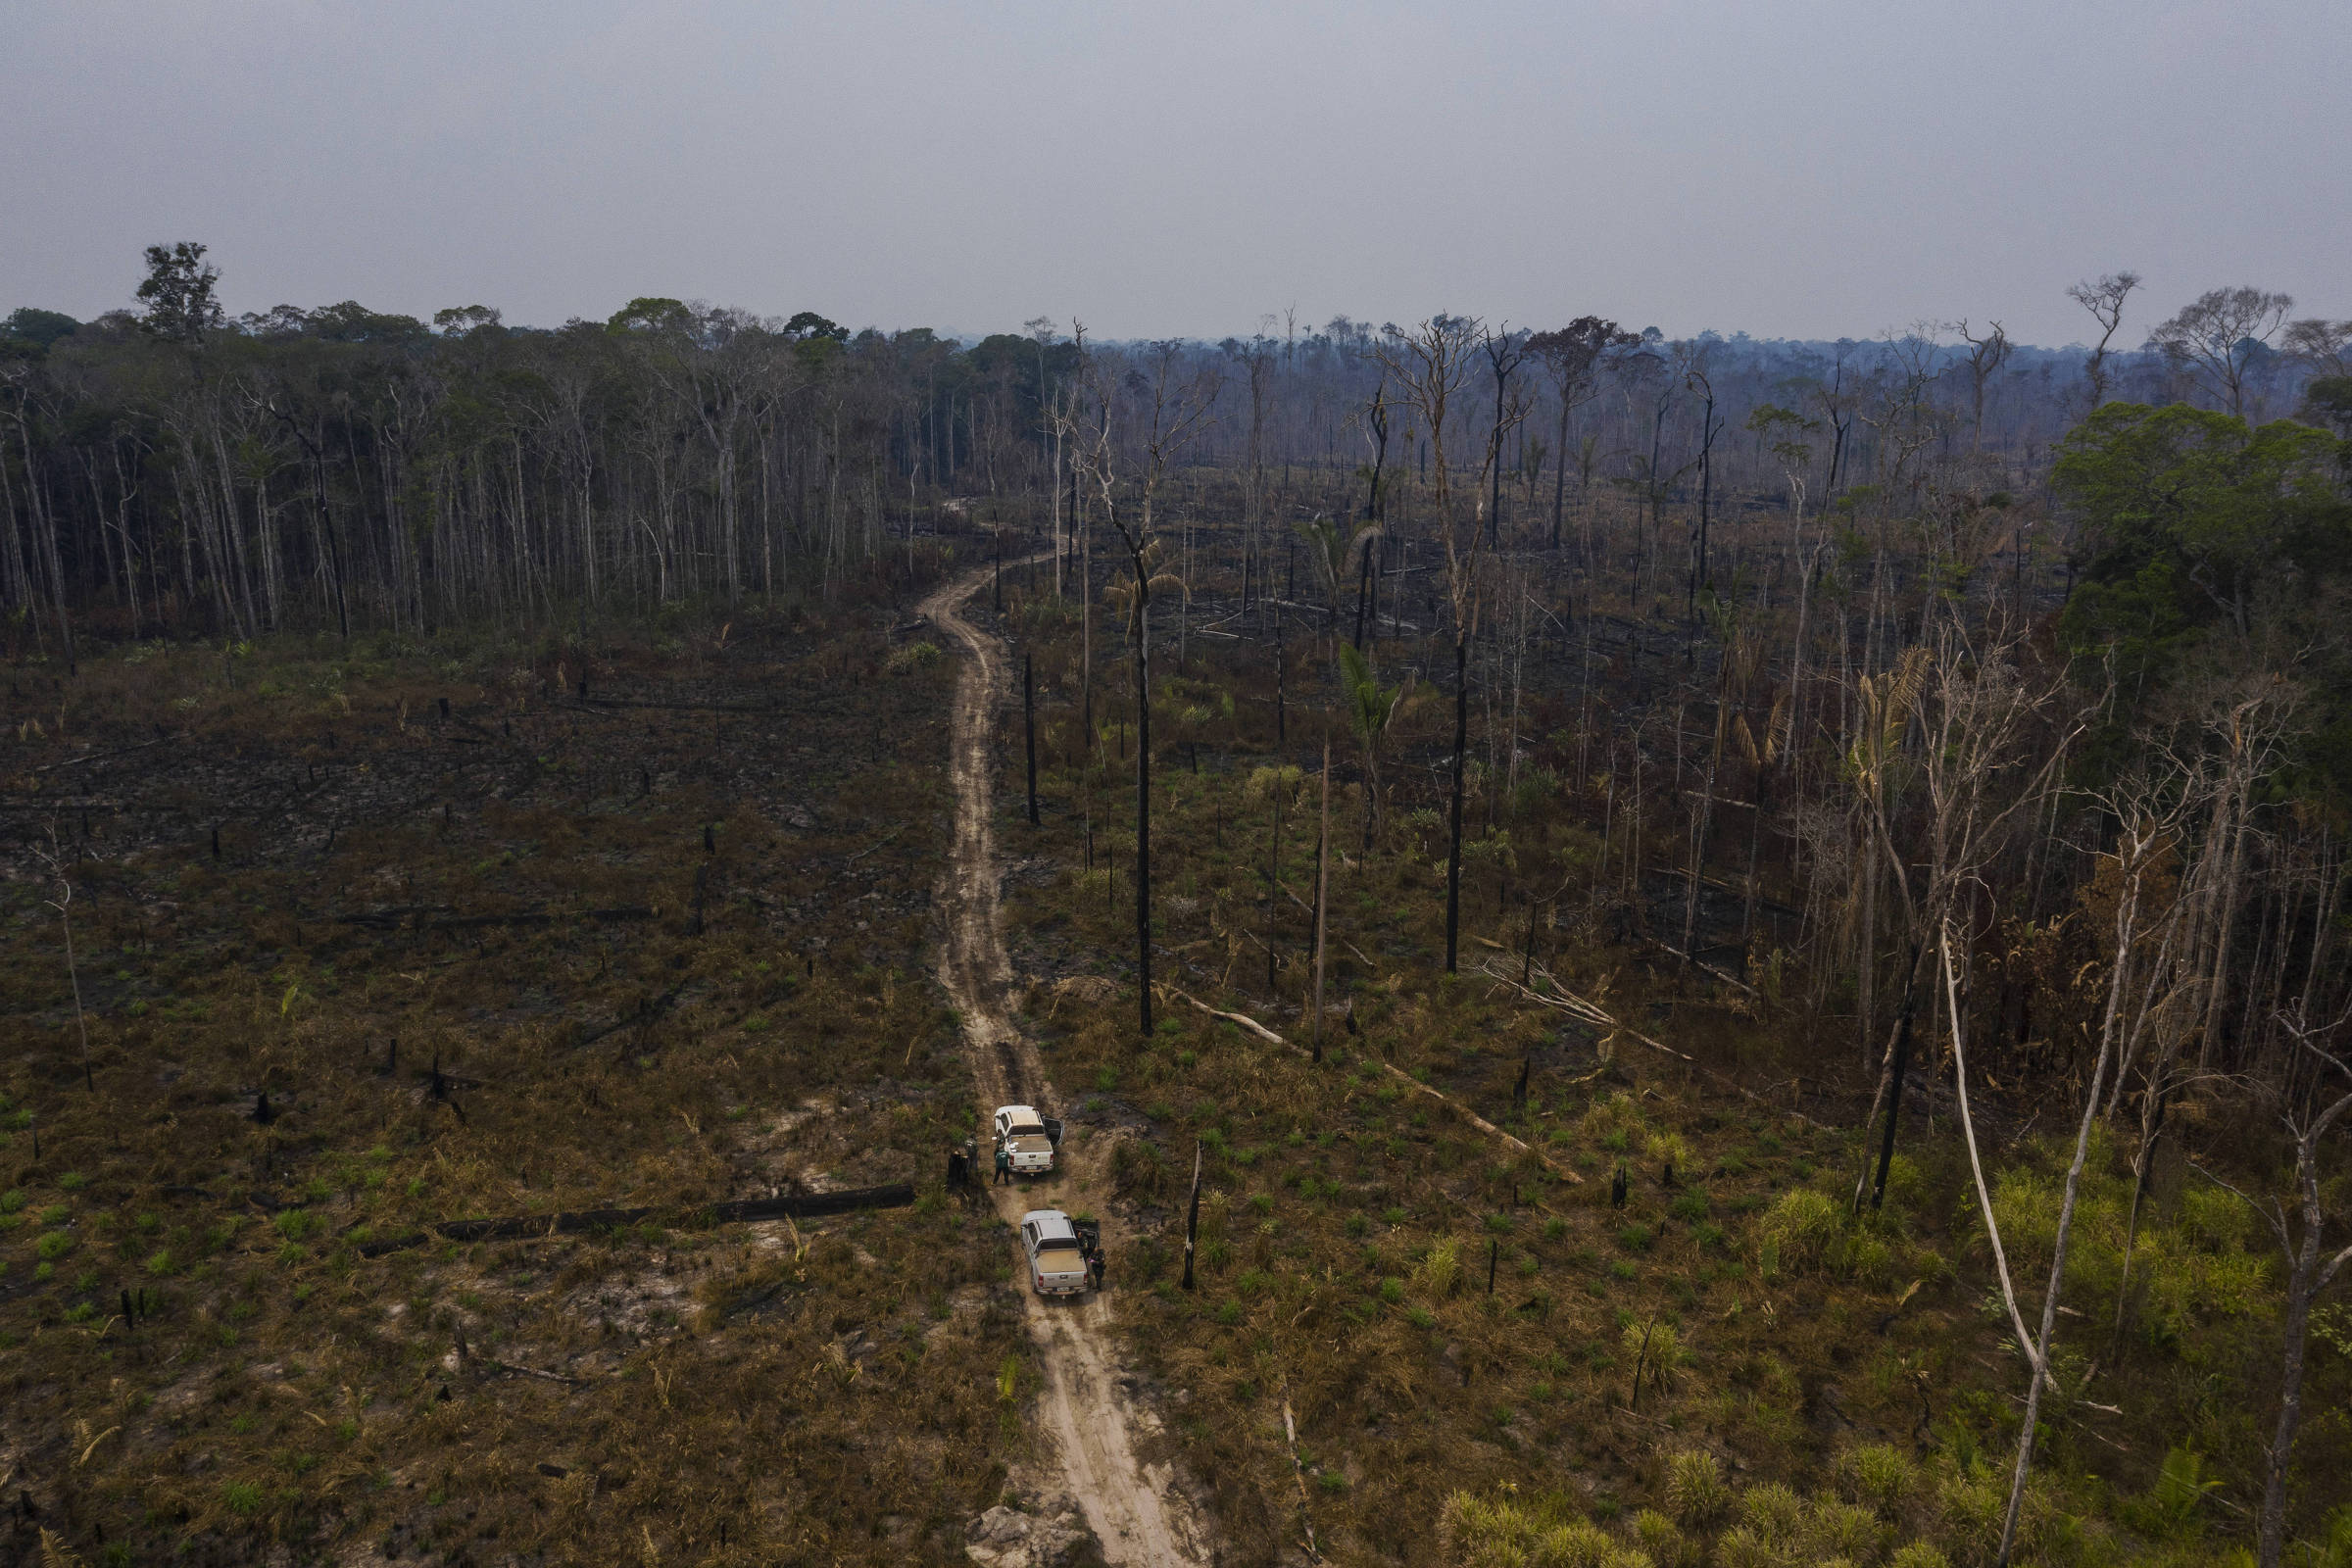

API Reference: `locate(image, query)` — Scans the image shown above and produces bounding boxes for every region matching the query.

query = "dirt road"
[921,565,1212,1568]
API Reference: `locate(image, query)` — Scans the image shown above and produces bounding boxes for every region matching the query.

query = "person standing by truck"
[995,1142,1012,1185]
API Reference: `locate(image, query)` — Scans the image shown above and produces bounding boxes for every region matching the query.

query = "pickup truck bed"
[1021,1209,1092,1297]
[995,1104,1060,1173]
[1003,1132,1054,1171]
[1031,1244,1088,1295]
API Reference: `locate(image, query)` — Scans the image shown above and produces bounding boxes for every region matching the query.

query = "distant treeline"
[2,246,2345,650]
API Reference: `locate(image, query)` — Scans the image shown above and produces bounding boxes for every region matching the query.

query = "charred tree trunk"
[1024,652,1039,827]
[1135,595,1152,1039]
[1446,632,1469,974]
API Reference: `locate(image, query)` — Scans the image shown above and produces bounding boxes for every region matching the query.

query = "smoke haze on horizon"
[5,0,2347,348]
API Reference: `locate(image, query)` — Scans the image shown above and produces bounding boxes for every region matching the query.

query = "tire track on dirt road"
[921,564,1213,1568]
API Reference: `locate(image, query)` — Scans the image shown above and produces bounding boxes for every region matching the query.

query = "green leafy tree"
[2,308,79,350]
[134,241,223,343]
[2302,375,2352,446]
[306,300,429,344]
[2052,402,2352,798]
[607,296,696,338]
[432,305,504,337]
[781,311,847,342]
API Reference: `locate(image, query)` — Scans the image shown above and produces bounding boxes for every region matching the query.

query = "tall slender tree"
[1077,340,1221,1039]
[1526,318,1635,554]
[1377,315,1502,973]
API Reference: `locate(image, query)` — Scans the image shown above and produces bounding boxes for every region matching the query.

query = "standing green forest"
[7,247,2352,1567]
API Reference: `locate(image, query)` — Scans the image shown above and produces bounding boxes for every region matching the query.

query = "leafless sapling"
[34,827,94,1093]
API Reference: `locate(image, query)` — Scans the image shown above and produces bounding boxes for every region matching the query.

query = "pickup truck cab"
[994,1104,1058,1174]
[1020,1209,1091,1297]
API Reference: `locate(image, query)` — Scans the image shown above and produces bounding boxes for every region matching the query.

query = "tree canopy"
[2054,401,2352,802]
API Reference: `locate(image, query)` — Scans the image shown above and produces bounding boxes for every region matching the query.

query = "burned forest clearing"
[5,286,2352,1568]
[1,574,1054,1563]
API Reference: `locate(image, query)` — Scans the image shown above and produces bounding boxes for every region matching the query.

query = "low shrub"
[1836,1443,1917,1518]
[1662,1449,1732,1527]
[1418,1238,1461,1298]
[1645,1132,1691,1180]
[1630,1508,1690,1568]
[1804,1498,1883,1561]
[1759,1189,1840,1271]
[1740,1483,1804,1547]
[1886,1544,1949,1568]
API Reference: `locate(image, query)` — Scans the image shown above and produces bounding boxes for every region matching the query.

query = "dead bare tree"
[1951,318,2012,455]
[1682,596,1755,958]
[1480,324,1530,548]
[2101,695,2297,1346]
[1684,351,1727,611]
[1375,314,1495,973]
[2194,1007,2352,1568]
[2066,270,2141,411]
[1940,913,2113,1568]
[2148,285,2295,418]
[1077,340,1221,1039]
[1027,316,1072,598]
[33,826,94,1093]
[2283,317,2352,378]
[2095,771,2213,1353]
[1851,617,2087,1212]
[1229,326,1277,617]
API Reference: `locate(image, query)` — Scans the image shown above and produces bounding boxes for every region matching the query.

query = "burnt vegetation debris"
[0,581,1031,1566]
[4,263,2352,1565]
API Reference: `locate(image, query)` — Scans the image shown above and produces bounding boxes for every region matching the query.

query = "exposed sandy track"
[921,565,1211,1568]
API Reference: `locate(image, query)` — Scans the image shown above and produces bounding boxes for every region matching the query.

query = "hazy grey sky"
[6,1,2346,347]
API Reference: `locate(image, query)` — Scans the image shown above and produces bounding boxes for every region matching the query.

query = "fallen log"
[559,695,778,713]
[1642,938,1761,998]
[25,735,181,773]
[334,905,654,932]
[333,905,455,929]
[427,911,553,931]
[570,979,688,1048]
[1476,956,1827,1129]
[1159,985,1582,1185]
[355,1182,916,1256]
[846,826,906,863]
[703,1186,916,1223]
[481,1357,585,1385]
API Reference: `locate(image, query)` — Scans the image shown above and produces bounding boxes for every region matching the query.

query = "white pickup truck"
[994,1104,1059,1175]
[1019,1209,1092,1297]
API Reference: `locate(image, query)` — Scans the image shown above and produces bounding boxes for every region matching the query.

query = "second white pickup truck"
[1020,1209,1091,1297]
[994,1104,1058,1174]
